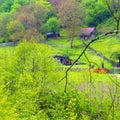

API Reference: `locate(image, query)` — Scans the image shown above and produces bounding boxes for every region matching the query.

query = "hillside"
[0,0,120,119]
[0,0,116,42]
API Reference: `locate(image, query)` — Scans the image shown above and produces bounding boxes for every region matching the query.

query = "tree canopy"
[46,17,60,32]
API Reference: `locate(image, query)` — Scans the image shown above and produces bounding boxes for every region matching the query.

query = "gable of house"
[80,27,96,40]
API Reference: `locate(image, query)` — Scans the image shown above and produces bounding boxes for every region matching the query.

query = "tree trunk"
[70,22,75,48]
[70,37,74,48]
[118,57,120,65]
[101,62,104,68]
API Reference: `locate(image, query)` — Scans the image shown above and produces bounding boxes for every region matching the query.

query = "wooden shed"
[80,27,96,40]
[54,55,72,65]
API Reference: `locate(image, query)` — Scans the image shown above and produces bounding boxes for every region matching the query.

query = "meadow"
[47,35,120,68]
[0,38,120,119]
[0,0,120,119]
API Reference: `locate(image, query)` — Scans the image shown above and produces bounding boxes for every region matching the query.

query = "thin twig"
[105,0,118,21]
[63,30,120,93]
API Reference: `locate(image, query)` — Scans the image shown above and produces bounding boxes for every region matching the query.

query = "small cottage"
[54,55,72,65]
[80,27,96,40]
[46,32,60,39]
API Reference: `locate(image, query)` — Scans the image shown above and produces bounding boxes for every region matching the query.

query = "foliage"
[7,20,25,41]
[45,17,60,32]
[0,0,14,12]
[111,51,120,66]
[0,0,120,120]
[0,13,15,42]
[82,0,111,26]
[0,39,120,119]
[0,0,118,42]
[58,0,85,48]
[0,41,59,119]
[0,0,52,42]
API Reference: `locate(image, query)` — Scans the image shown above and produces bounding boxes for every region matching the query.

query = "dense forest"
[0,0,115,43]
[0,0,120,120]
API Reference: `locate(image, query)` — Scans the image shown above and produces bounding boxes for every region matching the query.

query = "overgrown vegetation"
[0,40,120,119]
[0,0,120,120]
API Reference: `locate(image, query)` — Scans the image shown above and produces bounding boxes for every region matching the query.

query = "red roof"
[80,27,96,36]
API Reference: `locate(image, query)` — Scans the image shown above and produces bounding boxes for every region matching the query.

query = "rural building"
[46,32,60,39]
[54,55,72,65]
[80,27,96,40]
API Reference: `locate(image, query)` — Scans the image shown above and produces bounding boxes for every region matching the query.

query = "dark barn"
[80,27,96,40]
[46,32,60,39]
[54,55,72,65]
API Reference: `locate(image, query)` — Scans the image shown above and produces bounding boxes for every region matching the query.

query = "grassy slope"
[47,35,120,69]
[0,37,120,87]
[46,36,120,98]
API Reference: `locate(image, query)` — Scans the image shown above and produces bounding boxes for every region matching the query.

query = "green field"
[1,38,119,86]
[0,0,120,119]
[0,39,120,119]
[46,36,120,69]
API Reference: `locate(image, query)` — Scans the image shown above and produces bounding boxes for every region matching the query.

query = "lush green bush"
[0,41,120,119]
[0,41,58,119]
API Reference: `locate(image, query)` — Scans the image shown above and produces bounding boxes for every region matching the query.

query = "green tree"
[17,3,51,41]
[11,3,21,12]
[82,0,111,26]
[36,0,53,9]
[14,0,30,5]
[0,0,14,12]
[12,41,58,118]
[58,0,85,48]
[46,17,60,33]
[111,51,120,66]
[104,0,120,30]
[17,11,37,30]
[0,40,59,119]
[0,46,19,119]
[0,13,15,42]
[0,0,34,12]
[30,3,48,31]
[7,20,25,41]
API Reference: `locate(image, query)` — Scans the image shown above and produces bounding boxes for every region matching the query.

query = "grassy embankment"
[0,39,120,119]
[0,37,120,88]
[44,36,120,90]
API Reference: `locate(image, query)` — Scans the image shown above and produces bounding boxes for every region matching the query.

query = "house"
[46,32,60,39]
[80,27,96,40]
[54,55,72,65]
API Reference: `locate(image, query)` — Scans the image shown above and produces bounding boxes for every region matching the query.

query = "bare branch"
[105,0,120,31]
[63,29,120,93]
[105,0,118,21]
